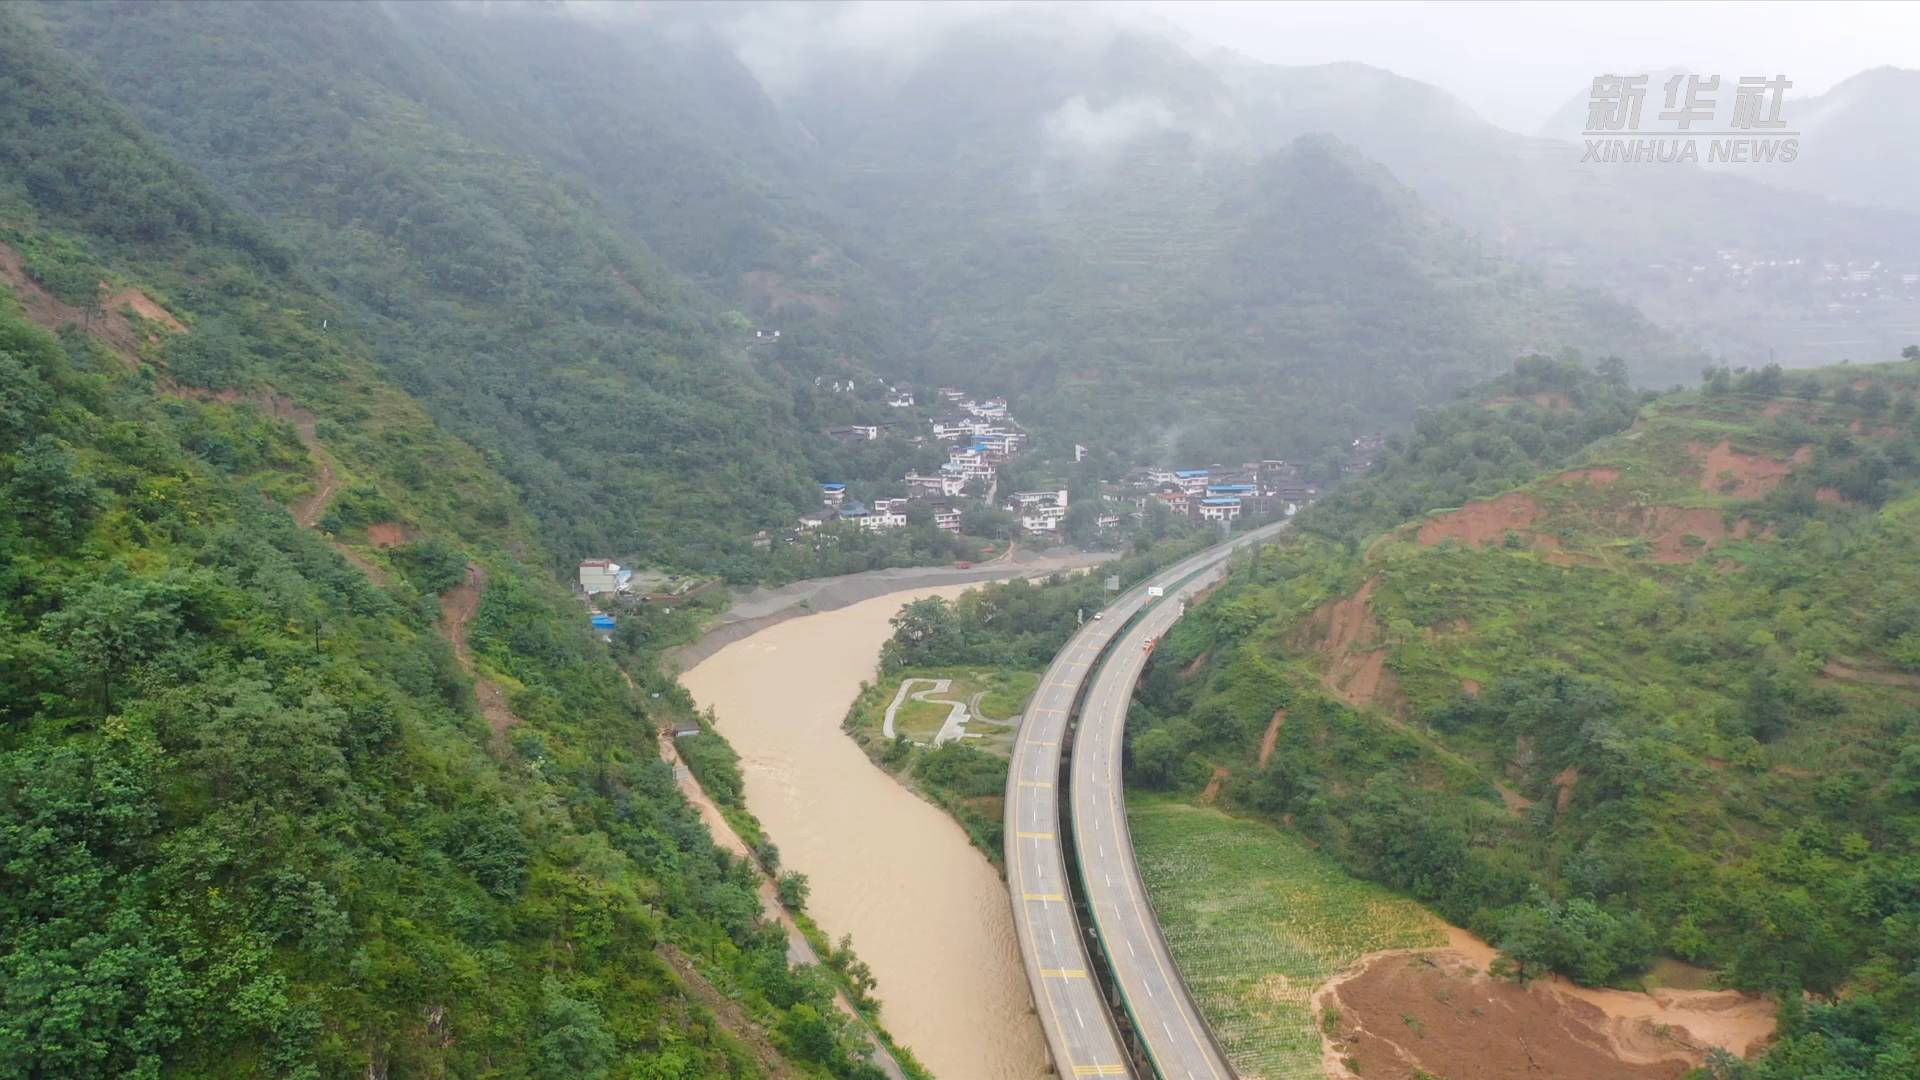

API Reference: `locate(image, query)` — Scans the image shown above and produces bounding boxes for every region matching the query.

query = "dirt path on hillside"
[440,562,521,736]
[1257,709,1288,767]
[1313,931,1775,1080]
[657,945,802,1080]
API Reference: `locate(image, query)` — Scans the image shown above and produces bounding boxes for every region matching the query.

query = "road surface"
[1005,522,1287,1078]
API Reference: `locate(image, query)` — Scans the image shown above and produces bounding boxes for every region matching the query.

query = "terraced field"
[1129,797,1446,1078]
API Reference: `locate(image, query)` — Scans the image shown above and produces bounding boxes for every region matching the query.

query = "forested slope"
[23,0,1673,484]
[0,19,900,1078]
[1138,354,1920,1076]
[18,0,843,572]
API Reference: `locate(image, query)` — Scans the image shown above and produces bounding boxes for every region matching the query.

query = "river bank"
[666,546,1116,672]
[679,586,1051,1080]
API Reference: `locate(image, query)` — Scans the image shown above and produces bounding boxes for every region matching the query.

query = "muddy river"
[680,585,1050,1080]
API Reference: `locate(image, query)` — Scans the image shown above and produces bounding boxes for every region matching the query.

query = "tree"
[7,435,100,542]
[776,870,810,912]
[535,979,616,1080]
[1131,729,1183,788]
[38,570,200,715]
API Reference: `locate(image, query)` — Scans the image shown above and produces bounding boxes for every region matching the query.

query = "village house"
[1007,489,1069,534]
[1008,488,1068,510]
[1173,469,1210,493]
[1196,496,1242,523]
[906,472,967,497]
[820,482,847,508]
[853,497,910,530]
[933,507,963,532]
[886,388,915,408]
[1205,482,1255,501]
[577,559,629,595]
[1153,489,1191,514]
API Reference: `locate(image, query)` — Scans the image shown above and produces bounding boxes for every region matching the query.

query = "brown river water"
[680,585,1051,1080]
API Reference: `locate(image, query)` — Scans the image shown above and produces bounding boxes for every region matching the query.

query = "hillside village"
[565,375,1360,627]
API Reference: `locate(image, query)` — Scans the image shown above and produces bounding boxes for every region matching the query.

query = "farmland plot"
[1129,797,1445,1078]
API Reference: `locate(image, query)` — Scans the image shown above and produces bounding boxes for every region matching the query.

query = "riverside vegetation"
[842,535,1216,861]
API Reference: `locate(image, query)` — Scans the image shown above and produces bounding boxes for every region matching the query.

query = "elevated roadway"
[1005,522,1286,1078]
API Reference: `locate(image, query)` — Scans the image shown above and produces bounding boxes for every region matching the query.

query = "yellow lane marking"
[1016,831,1055,840]
[1023,892,1066,902]
[1072,1066,1129,1076]
[1041,968,1088,978]
[1018,780,1054,788]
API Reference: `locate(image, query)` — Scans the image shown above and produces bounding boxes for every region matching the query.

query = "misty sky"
[1125,0,1920,133]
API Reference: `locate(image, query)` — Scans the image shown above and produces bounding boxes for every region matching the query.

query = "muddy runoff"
[680,585,1050,1080]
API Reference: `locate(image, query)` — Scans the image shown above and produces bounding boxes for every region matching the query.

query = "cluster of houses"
[810,387,1032,535]
[1119,460,1318,524]
[805,374,1344,542]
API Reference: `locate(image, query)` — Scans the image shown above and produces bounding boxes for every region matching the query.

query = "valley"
[5,3,1919,1079]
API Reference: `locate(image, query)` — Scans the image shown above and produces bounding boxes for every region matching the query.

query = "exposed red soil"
[1485,391,1575,411]
[1691,439,1808,498]
[1553,765,1581,813]
[0,241,185,370]
[1199,766,1230,805]
[1821,658,1920,689]
[2,246,352,535]
[365,522,411,549]
[1815,487,1849,505]
[1417,493,1543,548]
[1460,678,1482,697]
[440,563,522,735]
[1300,578,1401,709]
[1553,467,1621,486]
[1257,709,1288,767]
[1179,650,1211,678]
[1316,948,1775,1080]
[1614,506,1752,563]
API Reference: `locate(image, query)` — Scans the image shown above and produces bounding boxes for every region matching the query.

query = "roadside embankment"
[665,546,1115,671]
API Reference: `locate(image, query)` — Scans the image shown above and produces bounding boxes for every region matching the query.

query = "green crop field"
[1129,796,1446,1078]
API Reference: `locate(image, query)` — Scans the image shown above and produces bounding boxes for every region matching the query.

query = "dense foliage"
[18,0,924,578]
[0,18,906,1075]
[1135,356,1920,1075]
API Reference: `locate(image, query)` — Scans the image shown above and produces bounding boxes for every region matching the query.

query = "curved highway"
[1006,522,1286,1078]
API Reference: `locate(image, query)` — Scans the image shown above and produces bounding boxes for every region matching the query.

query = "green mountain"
[20,0,1675,480]
[15,0,867,574]
[0,16,904,1077]
[1136,353,1920,1074]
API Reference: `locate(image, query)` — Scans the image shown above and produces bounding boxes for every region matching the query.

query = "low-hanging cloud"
[1040,95,1180,156]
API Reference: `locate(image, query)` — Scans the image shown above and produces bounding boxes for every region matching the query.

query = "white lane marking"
[1126,940,1136,957]
[1075,1007,1086,1031]
[1145,981,1154,998]
[1049,928,1056,944]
